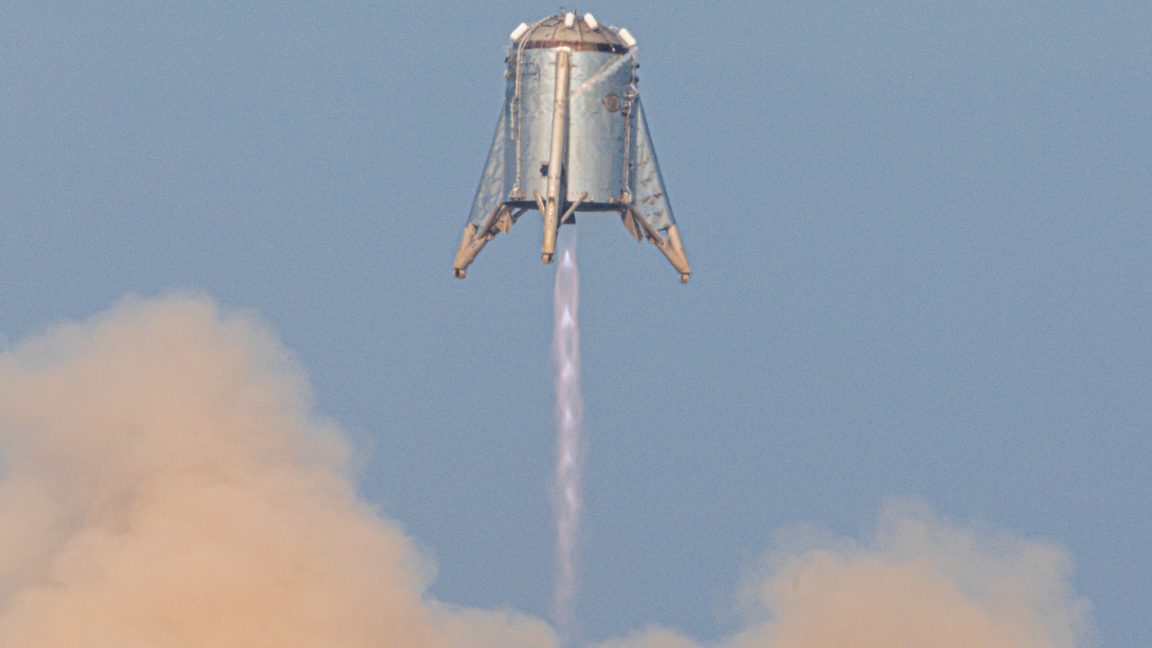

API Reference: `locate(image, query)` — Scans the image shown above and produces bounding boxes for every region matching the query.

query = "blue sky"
[2,2,1149,645]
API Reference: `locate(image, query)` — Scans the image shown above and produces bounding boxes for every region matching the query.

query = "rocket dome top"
[510,11,635,54]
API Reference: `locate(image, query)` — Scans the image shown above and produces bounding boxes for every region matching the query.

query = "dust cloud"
[596,502,1090,648]
[0,295,1090,647]
[0,295,553,648]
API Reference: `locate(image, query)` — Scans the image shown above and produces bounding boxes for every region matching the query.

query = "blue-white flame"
[551,232,584,643]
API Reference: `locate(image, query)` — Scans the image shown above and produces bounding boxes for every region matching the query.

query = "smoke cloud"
[596,502,1090,648]
[0,294,554,648]
[0,295,1090,647]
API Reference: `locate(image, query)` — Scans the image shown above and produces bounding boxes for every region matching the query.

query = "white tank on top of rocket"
[453,11,691,283]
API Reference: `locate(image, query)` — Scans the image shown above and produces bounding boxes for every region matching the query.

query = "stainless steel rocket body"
[512,47,630,207]
[455,12,690,282]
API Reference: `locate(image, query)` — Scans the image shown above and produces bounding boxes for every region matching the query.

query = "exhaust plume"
[0,294,554,648]
[552,234,586,643]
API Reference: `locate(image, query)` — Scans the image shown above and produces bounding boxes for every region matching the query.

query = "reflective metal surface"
[456,11,690,281]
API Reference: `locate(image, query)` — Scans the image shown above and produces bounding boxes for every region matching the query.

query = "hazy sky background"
[2,2,1149,646]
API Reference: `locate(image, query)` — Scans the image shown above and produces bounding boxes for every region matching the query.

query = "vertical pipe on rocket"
[542,48,571,265]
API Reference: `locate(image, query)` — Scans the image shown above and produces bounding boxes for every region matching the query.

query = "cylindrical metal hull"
[511,48,632,204]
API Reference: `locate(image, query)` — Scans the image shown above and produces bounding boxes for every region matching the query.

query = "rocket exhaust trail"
[551,233,584,643]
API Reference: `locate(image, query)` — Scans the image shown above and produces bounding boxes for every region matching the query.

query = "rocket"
[453,11,692,283]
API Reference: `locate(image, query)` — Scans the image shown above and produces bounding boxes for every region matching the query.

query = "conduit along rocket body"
[453,11,691,283]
